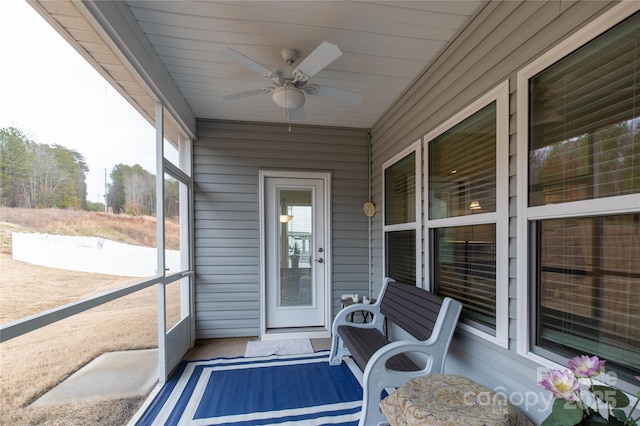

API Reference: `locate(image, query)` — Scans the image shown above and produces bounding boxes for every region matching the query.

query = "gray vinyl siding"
[368,1,617,423]
[194,120,370,338]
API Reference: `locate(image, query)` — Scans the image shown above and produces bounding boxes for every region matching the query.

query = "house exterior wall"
[194,120,370,338]
[368,1,619,423]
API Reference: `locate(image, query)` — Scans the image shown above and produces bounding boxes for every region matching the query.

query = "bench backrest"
[379,280,443,341]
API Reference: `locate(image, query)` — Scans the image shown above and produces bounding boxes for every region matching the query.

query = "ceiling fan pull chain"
[285,109,292,133]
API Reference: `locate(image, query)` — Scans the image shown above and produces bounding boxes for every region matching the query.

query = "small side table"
[380,374,533,426]
[340,298,377,323]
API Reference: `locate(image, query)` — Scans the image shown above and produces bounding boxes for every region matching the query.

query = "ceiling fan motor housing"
[281,48,299,64]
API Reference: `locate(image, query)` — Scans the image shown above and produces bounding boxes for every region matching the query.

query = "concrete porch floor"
[31,337,332,408]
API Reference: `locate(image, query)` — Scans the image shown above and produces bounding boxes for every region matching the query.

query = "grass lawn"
[0,207,181,425]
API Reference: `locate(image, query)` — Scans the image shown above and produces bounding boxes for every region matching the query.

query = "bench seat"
[337,325,419,372]
[329,278,462,426]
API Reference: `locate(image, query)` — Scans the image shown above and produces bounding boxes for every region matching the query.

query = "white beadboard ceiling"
[123,1,485,129]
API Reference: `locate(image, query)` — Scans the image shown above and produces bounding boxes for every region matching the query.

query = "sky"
[0,0,157,203]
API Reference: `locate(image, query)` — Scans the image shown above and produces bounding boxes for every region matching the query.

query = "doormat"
[244,338,314,358]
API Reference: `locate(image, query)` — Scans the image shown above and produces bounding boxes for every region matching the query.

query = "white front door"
[262,172,330,334]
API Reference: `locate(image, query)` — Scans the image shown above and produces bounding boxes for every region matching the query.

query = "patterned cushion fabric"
[380,374,533,426]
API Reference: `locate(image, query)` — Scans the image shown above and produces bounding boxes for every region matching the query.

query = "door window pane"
[278,189,312,307]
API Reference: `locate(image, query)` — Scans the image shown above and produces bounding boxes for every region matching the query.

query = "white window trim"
[382,139,423,286]
[424,80,510,349]
[516,1,640,365]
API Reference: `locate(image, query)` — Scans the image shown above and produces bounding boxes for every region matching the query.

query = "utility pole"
[104,168,107,212]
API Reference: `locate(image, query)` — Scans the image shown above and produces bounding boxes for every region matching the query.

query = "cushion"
[380,374,533,426]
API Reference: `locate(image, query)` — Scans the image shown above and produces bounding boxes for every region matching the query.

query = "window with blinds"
[385,152,416,225]
[535,215,640,383]
[383,146,419,284]
[529,12,640,206]
[428,101,499,334]
[429,103,497,219]
[386,230,416,284]
[528,11,640,385]
[434,225,496,332]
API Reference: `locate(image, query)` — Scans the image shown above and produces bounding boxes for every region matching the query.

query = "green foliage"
[2,126,179,217]
[0,127,31,207]
[85,201,105,212]
[545,399,585,426]
[0,127,88,209]
[591,386,630,410]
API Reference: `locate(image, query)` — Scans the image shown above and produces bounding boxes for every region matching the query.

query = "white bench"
[329,278,462,426]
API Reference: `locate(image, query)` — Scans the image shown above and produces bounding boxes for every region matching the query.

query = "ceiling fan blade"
[288,107,305,120]
[223,87,273,100]
[218,47,277,79]
[293,41,342,81]
[304,84,363,104]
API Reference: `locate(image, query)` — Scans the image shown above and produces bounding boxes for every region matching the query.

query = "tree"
[107,163,156,215]
[0,127,31,207]
[51,145,88,209]
[0,127,89,209]
[164,176,180,217]
[108,164,128,213]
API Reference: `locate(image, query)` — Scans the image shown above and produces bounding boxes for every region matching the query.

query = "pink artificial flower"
[540,369,580,401]
[568,355,606,378]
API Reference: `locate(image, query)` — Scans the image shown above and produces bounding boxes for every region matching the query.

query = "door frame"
[259,170,332,340]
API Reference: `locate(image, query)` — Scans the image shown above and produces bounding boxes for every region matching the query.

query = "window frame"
[424,80,510,348]
[382,140,423,286]
[516,1,640,368]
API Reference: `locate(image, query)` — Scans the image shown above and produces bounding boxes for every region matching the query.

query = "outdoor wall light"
[279,214,293,223]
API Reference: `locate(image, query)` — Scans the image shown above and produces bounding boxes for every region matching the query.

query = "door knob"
[315,258,324,263]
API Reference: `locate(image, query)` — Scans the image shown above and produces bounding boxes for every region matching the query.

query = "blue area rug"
[138,351,363,425]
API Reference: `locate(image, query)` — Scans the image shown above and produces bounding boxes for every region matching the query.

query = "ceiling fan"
[218,41,363,120]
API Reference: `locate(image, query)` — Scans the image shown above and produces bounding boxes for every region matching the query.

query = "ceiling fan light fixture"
[272,86,305,110]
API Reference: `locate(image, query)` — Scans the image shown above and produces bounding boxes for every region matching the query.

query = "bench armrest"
[331,302,384,335]
[365,340,442,379]
[358,340,445,426]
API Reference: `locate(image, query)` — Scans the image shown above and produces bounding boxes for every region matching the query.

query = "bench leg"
[329,334,344,366]
[359,380,389,426]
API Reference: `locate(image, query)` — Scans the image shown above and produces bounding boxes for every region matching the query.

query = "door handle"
[315,258,324,263]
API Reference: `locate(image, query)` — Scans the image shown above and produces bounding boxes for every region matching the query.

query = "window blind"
[386,230,416,284]
[434,224,497,332]
[536,214,640,381]
[385,152,416,225]
[429,102,497,219]
[529,12,640,206]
